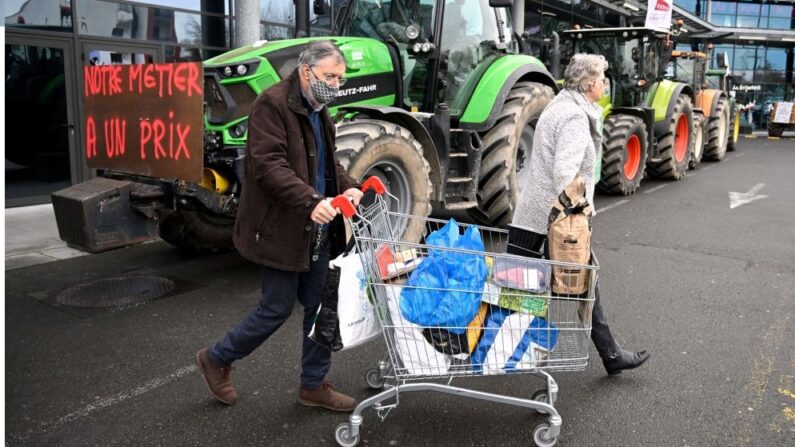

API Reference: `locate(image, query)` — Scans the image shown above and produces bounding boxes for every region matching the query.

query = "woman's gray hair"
[298,40,345,67]
[563,53,609,93]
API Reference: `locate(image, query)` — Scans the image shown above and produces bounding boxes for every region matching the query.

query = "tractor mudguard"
[459,55,558,132]
[611,106,656,155]
[648,80,693,137]
[696,89,726,118]
[336,105,443,201]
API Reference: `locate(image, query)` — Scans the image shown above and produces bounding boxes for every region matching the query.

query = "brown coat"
[233,70,358,271]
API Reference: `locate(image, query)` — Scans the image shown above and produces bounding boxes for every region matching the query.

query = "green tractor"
[704,51,740,151]
[564,26,698,195]
[159,0,557,252]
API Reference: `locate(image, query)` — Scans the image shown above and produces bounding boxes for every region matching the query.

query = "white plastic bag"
[332,251,382,350]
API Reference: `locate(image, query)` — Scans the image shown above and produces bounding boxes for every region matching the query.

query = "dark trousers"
[507,226,620,359]
[208,247,331,389]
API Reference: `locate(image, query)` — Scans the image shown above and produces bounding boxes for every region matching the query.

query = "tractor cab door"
[439,0,515,116]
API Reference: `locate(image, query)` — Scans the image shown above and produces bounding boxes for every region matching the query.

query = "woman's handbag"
[547,176,593,295]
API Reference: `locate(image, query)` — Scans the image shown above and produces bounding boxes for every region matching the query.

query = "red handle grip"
[329,196,357,218]
[361,176,386,195]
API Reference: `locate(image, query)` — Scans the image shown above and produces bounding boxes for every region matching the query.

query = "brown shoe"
[195,348,238,405]
[298,382,357,412]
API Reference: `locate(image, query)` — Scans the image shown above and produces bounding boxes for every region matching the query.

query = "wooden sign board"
[84,62,204,183]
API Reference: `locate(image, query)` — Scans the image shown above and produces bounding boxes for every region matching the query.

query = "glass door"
[5,36,78,207]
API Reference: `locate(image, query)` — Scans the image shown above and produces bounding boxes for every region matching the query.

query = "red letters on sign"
[86,116,97,158]
[103,118,127,158]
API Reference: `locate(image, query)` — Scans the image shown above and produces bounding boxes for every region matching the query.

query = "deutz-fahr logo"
[655,0,671,11]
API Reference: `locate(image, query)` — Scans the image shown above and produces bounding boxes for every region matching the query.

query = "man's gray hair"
[563,53,609,93]
[298,40,345,67]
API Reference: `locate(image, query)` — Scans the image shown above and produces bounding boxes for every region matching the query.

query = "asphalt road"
[5,137,795,447]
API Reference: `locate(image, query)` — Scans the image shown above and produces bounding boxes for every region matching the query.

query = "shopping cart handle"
[329,195,357,218]
[361,176,386,195]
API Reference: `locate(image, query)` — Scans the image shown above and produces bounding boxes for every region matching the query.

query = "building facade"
[4,0,794,206]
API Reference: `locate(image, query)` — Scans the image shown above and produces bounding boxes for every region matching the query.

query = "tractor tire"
[158,208,235,255]
[689,114,705,170]
[648,94,693,180]
[335,119,432,243]
[597,114,648,195]
[703,97,730,161]
[767,121,785,137]
[468,81,555,227]
[726,106,740,151]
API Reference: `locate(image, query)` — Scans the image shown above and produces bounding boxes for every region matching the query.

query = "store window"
[5,0,74,32]
[74,0,222,47]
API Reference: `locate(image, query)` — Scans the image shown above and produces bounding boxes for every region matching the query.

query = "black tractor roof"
[562,27,670,39]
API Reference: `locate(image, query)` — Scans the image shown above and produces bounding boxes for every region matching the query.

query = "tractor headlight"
[406,24,421,41]
[421,42,431,53]
[222,66,233,77]
[229,120,248,138]
[413,42,423,53]
[236,64,248,76]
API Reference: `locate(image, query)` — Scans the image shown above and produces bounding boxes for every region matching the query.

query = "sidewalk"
[4,204,87,270]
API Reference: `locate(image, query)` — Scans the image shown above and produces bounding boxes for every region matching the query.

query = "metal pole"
[295,0,311,38]
[234,0,260,48]
[513,0,525,36]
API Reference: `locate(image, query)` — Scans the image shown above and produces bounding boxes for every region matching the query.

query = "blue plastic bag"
[400,219,488,334]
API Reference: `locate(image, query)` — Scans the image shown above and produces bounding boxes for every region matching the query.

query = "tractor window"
[343,0,435,43]
[439,0,512,114]
[643,40,661,83]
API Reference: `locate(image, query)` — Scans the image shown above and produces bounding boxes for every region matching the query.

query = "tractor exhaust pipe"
[550,31,561,79]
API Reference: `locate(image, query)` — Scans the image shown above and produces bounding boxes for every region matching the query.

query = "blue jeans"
[209,246,331,389]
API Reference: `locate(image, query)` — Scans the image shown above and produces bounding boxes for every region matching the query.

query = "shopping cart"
[330,178,598,447]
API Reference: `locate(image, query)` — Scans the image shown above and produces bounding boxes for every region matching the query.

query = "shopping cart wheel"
[365,369,386,389]
[531,390,549,414]
[532,423,558,447]
[335,422,360,447]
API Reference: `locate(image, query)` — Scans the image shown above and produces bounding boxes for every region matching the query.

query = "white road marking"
[16,364,197,438]
[729,183,768,209]
[597,199,629,213]
[643,184,668,194]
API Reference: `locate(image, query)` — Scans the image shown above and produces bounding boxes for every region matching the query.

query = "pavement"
[4,204,88,271]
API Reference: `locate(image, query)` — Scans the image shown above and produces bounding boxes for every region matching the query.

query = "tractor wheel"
[468,81,555,227]
[726,106,740,151]
[158,208,234,255]
[335,119,432,243]
[689,114,705,170]
[647,94,693,180]
[703,97,730,161]
[597,114,648,195]
[768,121,785,138]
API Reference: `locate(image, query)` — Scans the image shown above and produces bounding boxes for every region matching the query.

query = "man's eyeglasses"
[310,68,347,86]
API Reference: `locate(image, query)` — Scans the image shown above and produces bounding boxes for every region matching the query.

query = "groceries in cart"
[399,218,489,334]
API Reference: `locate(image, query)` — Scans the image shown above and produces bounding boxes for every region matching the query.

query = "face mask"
[309,71,339,105]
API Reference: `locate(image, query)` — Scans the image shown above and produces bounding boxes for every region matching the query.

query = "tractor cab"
[666,50,708,93]
[336,0,518,116]
[563,27,671,110]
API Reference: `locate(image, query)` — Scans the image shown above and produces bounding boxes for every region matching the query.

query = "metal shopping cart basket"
[331,178,598,447]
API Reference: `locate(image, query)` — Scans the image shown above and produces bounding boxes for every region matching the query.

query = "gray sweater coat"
[511,89,603,234]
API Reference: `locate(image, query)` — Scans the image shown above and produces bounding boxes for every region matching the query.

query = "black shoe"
[603,349,650,376]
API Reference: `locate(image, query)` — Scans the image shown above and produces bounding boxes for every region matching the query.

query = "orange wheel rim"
[624,134,641,180]
[674,115,689,163]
